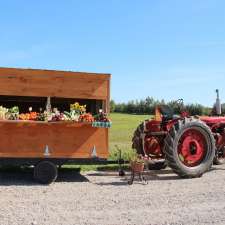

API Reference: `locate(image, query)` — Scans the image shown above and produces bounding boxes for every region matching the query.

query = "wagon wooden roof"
[0,67,111,100]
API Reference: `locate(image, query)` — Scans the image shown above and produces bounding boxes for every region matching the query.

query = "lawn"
[109,113,152,160]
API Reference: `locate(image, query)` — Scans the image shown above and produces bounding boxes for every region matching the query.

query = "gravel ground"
[0,165,225,225]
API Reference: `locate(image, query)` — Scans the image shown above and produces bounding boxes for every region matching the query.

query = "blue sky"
[0,0,225,106]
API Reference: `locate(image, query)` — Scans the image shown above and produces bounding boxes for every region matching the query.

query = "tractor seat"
[159,105,174,121]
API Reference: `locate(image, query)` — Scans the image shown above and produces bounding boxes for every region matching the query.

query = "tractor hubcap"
[189,142,197,155]
[178,129,206,167]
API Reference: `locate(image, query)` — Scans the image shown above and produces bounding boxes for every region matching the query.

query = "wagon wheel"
[164,118,215,178]
[34,161,58,184]
[214,147,225,165]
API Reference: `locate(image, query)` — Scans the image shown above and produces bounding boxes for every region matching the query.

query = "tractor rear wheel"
[132,122,167,170]
[164,118,215,178]
[132,122,145,155]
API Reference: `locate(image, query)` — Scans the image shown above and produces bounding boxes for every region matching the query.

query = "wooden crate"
[0,67,111,161]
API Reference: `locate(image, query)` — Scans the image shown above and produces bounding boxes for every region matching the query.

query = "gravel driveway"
[0,165,225,225]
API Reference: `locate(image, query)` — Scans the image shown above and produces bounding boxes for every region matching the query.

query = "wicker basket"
[130,161,145,173]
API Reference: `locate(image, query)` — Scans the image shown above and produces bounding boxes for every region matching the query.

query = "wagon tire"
[164,118,215,178]
[34,161,58,184]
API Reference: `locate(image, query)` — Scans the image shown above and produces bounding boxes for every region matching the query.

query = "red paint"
[178,129,206,167]
[200,116,225,124]
[144,136,162,156]
[181,111,189,118]
[145,120,161,132]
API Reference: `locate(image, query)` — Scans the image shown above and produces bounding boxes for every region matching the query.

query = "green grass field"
[109,113,152,160]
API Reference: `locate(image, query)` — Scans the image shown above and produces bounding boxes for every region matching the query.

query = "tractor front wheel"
[148,160,167,170]
[164,118,215,178]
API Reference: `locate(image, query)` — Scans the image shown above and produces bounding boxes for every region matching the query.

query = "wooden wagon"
[0,67,111,183]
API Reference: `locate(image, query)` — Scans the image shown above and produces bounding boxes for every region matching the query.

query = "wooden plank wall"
[0,68,111,102]
[0,121,109,159]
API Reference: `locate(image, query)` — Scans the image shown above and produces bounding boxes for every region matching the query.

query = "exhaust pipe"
[215,89,222,115]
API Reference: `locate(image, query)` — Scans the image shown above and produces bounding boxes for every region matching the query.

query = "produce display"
[0,106,8,120]
[70,102,86,114]
[79,113,95,122]
[0,106,19,120]
[19,112,38,121]
[0,102,111,126]
[92,110,111,128]
[94,110,111,122]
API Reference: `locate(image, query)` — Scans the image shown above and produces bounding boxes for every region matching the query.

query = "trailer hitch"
[115,145,126,176]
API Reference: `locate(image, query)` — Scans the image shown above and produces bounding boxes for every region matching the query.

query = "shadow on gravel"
[96,181,129,186]
[93,169,180,186]
[210,166,225,171]
[87,171,122,176]
[57,168,89,183]
[0,166,89,186]
[95,166,225,186]
[96,165,130,171]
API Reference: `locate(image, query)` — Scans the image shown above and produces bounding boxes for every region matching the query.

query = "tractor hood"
[199,116,225,124]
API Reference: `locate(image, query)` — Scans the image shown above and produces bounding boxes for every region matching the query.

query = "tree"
[185,104,204,116]
[115,103,127,113]
[111,97,209,116]
[110,100,116,113]
[127,101,136,113]
[145,97,155,114]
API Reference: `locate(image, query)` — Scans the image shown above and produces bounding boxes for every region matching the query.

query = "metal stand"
[116,145,125,177]
[128,170,147,185]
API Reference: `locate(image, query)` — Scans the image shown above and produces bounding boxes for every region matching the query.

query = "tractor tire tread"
[132,122,146,155]
[164,117,215,178]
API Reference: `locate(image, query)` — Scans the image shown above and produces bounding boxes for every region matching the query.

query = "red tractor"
[132,90,225,178]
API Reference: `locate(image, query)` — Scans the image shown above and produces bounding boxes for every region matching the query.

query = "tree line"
[110,97,225,116]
